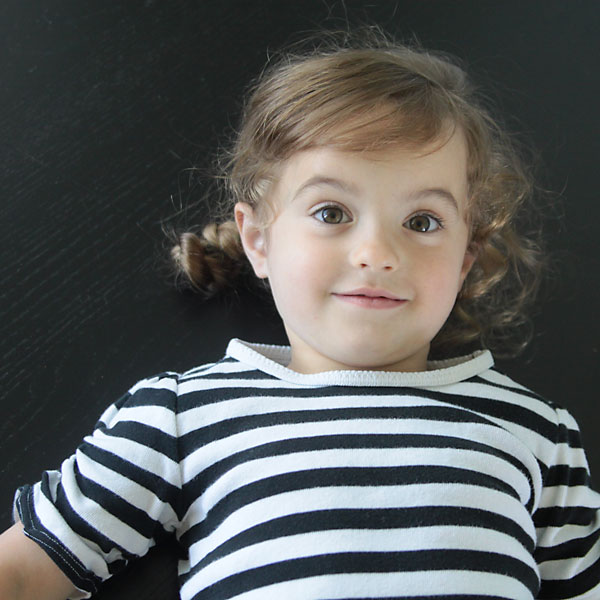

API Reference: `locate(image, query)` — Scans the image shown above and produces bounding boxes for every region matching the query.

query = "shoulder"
[474,366,562,416]
[101,355,250,419]
[436,365,589,475]
[463,366,582,450]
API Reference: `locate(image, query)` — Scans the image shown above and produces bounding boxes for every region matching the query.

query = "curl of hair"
[175,26,548,357]
[170,221,246,296]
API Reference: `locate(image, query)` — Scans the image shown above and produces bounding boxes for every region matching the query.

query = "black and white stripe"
[14,339,600,600]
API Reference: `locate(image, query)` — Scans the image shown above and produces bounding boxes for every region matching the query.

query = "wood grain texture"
[1,1,598,598]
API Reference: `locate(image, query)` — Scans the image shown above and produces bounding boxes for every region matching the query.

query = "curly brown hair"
[171,28,545,357]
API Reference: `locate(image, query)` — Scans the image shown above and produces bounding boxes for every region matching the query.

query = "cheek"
[266,234,324,302]
[269,226,338,282]
[414,251,465,302]
[269,242,346,337]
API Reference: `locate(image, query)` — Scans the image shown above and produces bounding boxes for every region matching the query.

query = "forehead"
[269,129,469,205]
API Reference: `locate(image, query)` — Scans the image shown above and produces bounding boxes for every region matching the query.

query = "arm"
[0,522,79,600]
[5,374,181,599]
[534,406,600,597]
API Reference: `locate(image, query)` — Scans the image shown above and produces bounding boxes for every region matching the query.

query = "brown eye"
[405,214,441,232]
[315,206,348,224]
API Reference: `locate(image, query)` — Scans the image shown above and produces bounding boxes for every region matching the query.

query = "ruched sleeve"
[13,372,182,599]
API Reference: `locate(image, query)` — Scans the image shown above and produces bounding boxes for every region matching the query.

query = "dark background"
[1,1,598,598]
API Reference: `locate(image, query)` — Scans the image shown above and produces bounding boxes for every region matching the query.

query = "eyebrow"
[292,176,359,200]
[407,187,459,213]
[292,176,460,213]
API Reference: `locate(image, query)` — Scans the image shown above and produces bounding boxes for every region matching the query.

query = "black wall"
[1,2,598,598]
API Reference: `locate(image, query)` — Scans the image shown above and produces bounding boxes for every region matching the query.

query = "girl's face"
[235,130,475,373]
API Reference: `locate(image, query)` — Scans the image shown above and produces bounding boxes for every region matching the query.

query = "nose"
[349,227,400,272]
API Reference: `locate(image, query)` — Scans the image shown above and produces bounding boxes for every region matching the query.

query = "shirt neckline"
[226,338,494,387]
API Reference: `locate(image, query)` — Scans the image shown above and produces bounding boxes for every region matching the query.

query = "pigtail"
[170,221,247,297]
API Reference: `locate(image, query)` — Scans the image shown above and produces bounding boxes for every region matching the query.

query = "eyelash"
[405,212,445,233]
[311,204,351,224]
[310,204,445,232]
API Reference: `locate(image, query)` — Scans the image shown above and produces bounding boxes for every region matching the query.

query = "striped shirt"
[14,338,600,600]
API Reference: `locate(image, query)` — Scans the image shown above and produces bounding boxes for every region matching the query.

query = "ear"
[459,242,479,285]
[234,202,269,279]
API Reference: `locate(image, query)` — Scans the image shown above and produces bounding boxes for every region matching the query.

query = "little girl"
[2,30,599,600]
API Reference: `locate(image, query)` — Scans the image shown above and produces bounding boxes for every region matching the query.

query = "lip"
[333,287,407,309]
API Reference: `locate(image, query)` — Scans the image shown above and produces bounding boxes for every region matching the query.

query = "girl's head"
[172,29,544,364]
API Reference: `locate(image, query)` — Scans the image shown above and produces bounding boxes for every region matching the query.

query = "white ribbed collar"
[226,338,494,388]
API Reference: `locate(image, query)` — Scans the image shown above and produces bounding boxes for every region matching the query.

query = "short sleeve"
[13,372,182,599]
[534,406,600,599]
